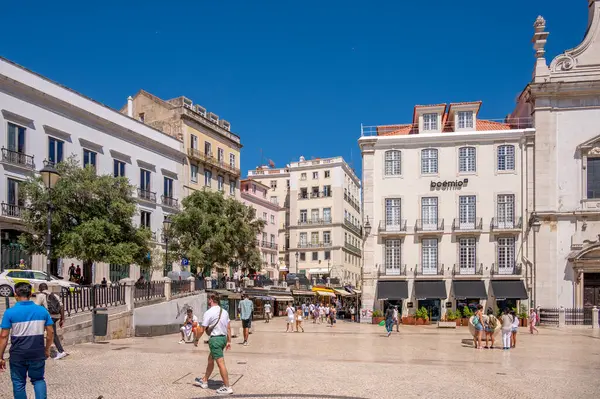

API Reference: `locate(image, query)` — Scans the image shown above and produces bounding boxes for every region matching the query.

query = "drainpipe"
[127,96,133,117]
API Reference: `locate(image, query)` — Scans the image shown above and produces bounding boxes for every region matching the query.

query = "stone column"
[592,306,599,330]
[120,278,135,312]
[559,306,565,328]
[188,276,196,292]
[164,277,172,301]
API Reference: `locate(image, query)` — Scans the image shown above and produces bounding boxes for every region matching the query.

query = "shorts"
[242,319,252,329]
[485,327,494,333]
[474,323,483,331]
[512,327,518,333]
[208,335,228,359]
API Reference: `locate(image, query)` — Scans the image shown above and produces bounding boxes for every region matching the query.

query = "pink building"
[240,179,281,280]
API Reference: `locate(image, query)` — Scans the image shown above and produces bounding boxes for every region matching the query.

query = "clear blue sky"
[0,1,586,177]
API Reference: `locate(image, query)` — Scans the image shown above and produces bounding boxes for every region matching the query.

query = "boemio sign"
[430,178,468,190]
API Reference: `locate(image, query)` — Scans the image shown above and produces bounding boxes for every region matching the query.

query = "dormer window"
[423,113,438,131]
[458,111,474,129]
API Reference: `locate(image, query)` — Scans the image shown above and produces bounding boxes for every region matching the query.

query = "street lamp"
[358,215,372,322]
[40,162,61,279]
[528,214,541,308]
[163,216,172,276]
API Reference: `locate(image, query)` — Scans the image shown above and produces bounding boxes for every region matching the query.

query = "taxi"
[0,269,79,297]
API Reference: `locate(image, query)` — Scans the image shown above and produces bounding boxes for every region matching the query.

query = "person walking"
[529,308,539,334]
[194,293,233,395]
[313,304,320,324]
[68,263,75,280]
[35,283,68,359]
[0,282,55,399]
[238,294,253,346]
[329,305,337,328]
[303,303,309,320]
[285,303,295,332]
[472,305,484,349]
[510,310,519,348]
[264,302,271,323]
[384,306,394,337]
[350,305,356,322]
[392,306,400,332]
[319,304,325,324]
[309,303,315,323]
[295,307,305,332]
[500,308,514,350]
[484,308,498,349]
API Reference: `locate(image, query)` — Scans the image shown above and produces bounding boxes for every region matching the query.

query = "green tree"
[19,156,152,278]
[170,189,264,276]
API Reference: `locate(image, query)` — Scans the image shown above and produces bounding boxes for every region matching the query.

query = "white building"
[359,103,534,322]
[0,56,185,283]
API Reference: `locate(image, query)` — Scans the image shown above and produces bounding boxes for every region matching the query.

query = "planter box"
[520,318,528,327]
[402,316,416,325]
[437,321,457,329]
[415,318,430,325]
[461,318,470,326]
[372,317,384,325]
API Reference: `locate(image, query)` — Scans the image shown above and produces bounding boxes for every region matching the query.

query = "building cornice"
[240,191,282,212]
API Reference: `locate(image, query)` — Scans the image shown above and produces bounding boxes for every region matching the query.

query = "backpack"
[488,315,498,329]
[44,292,62,315]
[472,315,480,326]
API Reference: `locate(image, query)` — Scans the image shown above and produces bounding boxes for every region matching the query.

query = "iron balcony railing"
[415,219,444,232]
[161,195,179,209]
[343,193,360,212]
[490,262,523,276]
[452,263,484,276]
[491,217,523,230]
[415,263,445,276]
[171,279,191,296]
[297,218,332,226]
[345,219,363,236]
[298,242,333,249]
[60,285,126,316]
[452,218,483,231]
[344,241,361,254]
[187,148,240,176]
[137,188,157,203]
[378,220,407,233]
[378,264,407,277]
[1,202,25,218]
[1,148,35,169]
[256,240,278,250]
[134,281,166,302]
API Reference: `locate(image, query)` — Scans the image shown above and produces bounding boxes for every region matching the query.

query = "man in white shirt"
[194,294,233,395]
[179,308,198,344]
[285,304,295,332]
[264,302,272,323]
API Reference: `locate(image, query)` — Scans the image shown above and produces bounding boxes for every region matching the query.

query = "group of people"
[282,302,352,332]
[472,305,540,350]
[67,263,85,285]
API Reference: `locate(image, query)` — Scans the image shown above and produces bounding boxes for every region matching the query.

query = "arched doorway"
[569,242,600,308]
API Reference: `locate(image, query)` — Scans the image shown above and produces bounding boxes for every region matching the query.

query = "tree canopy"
[170,189,265,275]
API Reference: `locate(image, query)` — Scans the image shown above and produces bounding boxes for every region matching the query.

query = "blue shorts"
[474,323,483,331]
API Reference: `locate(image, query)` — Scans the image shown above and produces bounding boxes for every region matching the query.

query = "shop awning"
[333,288,351,297]
[490,280,528,300]
[211,289,242,300]
[316,291,336,298]
[376,281,409,300]
[452,280,487,299]
[292,290,316,296]
[252,295,275,301]
[271,295,294,302]
[414,280,447,299]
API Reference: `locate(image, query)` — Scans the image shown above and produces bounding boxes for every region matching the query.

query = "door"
[419,299,441,321]
[459,196,476,229]
[385,199,401,231]
[459,238,476,274]
[421,197,438,230]
[497,194,515,228]
[421,238,438,275]
[584,273,600,308]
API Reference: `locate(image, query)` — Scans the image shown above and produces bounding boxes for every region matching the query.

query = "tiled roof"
[475,120,511,131]
[377,124,417,136]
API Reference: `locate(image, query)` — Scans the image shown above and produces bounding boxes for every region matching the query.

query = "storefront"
[414,280,447,322]
[312,286,336,304]
[452,280,487,314]
[272,294,295,316]
[490,280,528,312]
[210,289,242,319]
[292,289,316,306]
[376,280,408,315]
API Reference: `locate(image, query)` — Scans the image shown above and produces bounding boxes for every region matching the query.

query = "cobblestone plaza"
[0,319,598,399]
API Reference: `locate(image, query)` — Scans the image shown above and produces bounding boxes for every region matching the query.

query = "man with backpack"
[35,283,68,360]
[484,308,498,349]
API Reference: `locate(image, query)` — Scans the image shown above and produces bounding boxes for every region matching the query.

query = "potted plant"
[415,306,429,325]
[438,309,458,328]
[402,314,416,325]
[453,308,462,326]
[372,310,385,325]
[518,304,528,327]
[461,306,473,326]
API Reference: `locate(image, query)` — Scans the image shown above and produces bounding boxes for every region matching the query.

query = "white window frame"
[458,146,476,173]
[217,175,224,191]
[421,197,438,230]
[421,148,438,174]
[587,156,600,199]
[230,179,236,195]
[229,153,236,168]
[204,170,212,187]
[421,238,438,275]
[459,195,477,229]
[299,209,307,223]
[323,207,331,223]
[497,237,515,274]
[384,150,401,176]
[497,145,515,171]
[496,194,515,228]
[459,237,476,273]
[191,164,198,183]
[457,111,474,129]
[385,198,401,231]
[323,231,331,244]
[423,113,438,131]
[384,239,401,275]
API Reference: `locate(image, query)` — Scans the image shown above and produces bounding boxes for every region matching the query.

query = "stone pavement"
[1,318,599,399]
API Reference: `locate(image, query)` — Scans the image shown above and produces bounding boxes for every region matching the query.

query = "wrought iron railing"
[491,217,523,230]
[490,263,523,276]
[137,188,157,202]
[378,220,407,233]
[60,285,126,316]
[171,279,191,296]
[539,308,559,326]
[134,281,165,302]
[345,219,363,236]
[1,148,35,169]
[1,202,25,218]
[161,195,179,209]
[298,218,332,226]
[187,148,240,176]
[452,218,483,231]
[256,240,278,250]
[565,308,593,326]
[452,263,484,276]
[415,219,444,232]
[378,264,407,277]
[343,193,360,212]
[298,242,332,249]
[415,264,445,276]
[344,241,361,254]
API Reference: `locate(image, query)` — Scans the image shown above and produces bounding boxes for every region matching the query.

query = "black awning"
[377,281,409,300]
[414,280,447,299]
[491,280,528,300]
[452,280,487,299]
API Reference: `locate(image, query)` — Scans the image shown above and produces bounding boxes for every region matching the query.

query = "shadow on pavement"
[198,395,369,399]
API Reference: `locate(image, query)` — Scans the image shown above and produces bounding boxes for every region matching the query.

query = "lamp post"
[328,259,331,283]
[529,215,541,308]
[40,162,61,279]
[163,217,172,276]
[358,216,372,322]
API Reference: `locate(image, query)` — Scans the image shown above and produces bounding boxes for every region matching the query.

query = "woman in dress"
[295,307,305,332]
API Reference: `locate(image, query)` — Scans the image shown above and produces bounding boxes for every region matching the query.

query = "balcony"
[297,218,332,226]
[345,219,363,236]
[1,148,35,170]
[298,192,309,200]
[491,263,523,277]
[1,202,25,219]
[256,240,278,250]
[415,219,444,233]
[452,263,484,277]
[343,193,360,212]
[491,217,522,232]
[187,148,240,177]
[344,241,361,255]
[137,188,157,203]
[161,195,179,209]
[378,220,407,236]
[298,242,332,249]
[452,218,483,233]
[415,264,445,277]
[378,264,407,277]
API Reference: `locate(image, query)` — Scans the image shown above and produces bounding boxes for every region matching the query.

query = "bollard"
[559,306,566,328]
[593,306,599,330]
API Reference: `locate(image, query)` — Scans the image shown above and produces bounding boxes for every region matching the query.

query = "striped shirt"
[1,300,53,361]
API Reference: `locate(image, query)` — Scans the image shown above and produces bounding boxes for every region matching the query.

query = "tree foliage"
[170,189,265,275]
[19,156,151,269]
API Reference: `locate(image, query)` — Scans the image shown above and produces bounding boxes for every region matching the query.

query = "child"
[510,310,519,348]
[295,307,305,332]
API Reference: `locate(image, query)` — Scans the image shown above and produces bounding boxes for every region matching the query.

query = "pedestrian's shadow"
[461,338,475,348]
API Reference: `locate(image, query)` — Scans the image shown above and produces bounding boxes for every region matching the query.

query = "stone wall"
[59,305,132,346]
[134,292,207,337]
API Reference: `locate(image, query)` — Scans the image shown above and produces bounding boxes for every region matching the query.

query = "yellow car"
[0,269,79,297]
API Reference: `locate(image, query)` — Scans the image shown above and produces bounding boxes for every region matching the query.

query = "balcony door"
[421,197,438,230]
[422,238,438,275]
[7,123,26,153]
[385,198,401,231]
[497,237,515,274]
[497,194,515,228]
[459,238,476,274]
[459,196,476,229]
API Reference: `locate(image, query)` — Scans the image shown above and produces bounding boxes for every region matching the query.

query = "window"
[384,150,401,176]
[498,145,515,171]
[48,137,64,165]
[497,237,515,273]
[140,211,151,229]
[384,240,401,275]
[262,232,267,242]
[323,208,331,222]
[325,170,330,178]
[323,231,331,244]
[110,264,129,282]
[286,179,290,188]
[164,177,174,198]
[300,209,307,223]
[7,178,24,213]
[230,179,236,195]
[421,197,438,230]
[140,169,151,191]
[312,172,318,179]
[421,149,438,174]
[270,253,276,264]
[83,149,97,169]
[422,238,438,275]
[312,252,318,261]
[252,184,256,193]
[497,194,515,227]
[217,148,224,162]
[324,251,331,260]
[323,185,331,197]
[459,238,476,272]
[423,113,438,131]
[204,170,212,187]
[270,214,275,224]
[459,147,476,173]
[311,209,319,222]
[229,153,236,168]
[311,186,319,197]
[459,195,476,229]
[138,113,145,122]
[191,164,198,183]
[262,212,267,221]
[270,234,276,244]
[113,159,125,177]
[190,134,198,150]
[311,232,319,244]
[217,175,224,191]
[300,253,306,261]
[458,111,474,129]
[270,196,278,205]
[385,198,401,229]
[299,233,307,246]
[7,122,25,153]
[300,188,308,199]
[588,157,600,199]
[301,173,307,180]
[204,141,212,156]
[270,180,277,189]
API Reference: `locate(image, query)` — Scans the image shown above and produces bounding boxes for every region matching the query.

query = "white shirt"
[185,315,199,325]
[264,303,271,313]
[325,307,330,315]
[309,304,315,312]
[286,306,295,317]
[202,306,230,336]
[511,315,520,328]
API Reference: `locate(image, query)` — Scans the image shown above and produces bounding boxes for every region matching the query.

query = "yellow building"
[123,90,242,198]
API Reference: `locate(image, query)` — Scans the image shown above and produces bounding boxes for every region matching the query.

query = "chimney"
[127,96,133,117]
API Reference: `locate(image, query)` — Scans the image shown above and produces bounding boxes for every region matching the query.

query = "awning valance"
[377,281,409,300]
[414,280,447,299]
[452,280,487,299]
[316,291,336,298]
[271,295,294,302]
[333,288,351,297]
[490,280,528,300]
[292,290,316,296]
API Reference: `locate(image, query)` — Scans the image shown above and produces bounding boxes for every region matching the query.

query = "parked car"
[0,269,79,297]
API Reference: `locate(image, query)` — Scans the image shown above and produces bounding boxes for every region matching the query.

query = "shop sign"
[430,178,468,190]
[407,301,414,308]
[445,301,453,308]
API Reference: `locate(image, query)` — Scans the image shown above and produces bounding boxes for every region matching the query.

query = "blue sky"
[0,1,587,177]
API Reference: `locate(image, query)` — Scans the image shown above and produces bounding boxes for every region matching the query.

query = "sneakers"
[387,331,391,337]
[54,352,68,360]
[178,340,185,344]
[194,377,208,389]
[243,341,249,346]
[215,386,233,395]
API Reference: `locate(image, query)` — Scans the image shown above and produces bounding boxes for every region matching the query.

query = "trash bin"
[92,308,108,337]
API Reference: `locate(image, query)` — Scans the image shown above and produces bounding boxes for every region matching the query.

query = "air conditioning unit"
[226,282,236,290]
[195,105,207,116]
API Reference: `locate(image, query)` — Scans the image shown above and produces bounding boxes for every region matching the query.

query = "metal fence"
[539,308,559,326]
[61,285,126,316]
[565,308,593,325]
[195,278,205,291]
[171,279,191,295]
[134,281,165,302]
